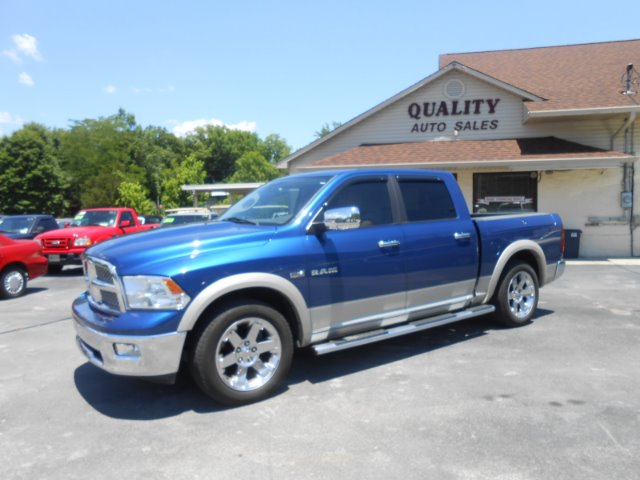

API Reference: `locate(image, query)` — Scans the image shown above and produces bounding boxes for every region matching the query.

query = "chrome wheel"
[215,317,282,392]
[2,268,26,298]
[507,270,536,319]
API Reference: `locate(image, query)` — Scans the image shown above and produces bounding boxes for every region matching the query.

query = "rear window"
[398,179,457,222]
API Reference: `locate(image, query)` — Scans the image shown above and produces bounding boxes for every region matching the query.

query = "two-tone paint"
[72,169,565,380]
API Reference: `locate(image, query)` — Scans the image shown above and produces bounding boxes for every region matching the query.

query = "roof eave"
[302,155,636,172]
[525,105,640,122]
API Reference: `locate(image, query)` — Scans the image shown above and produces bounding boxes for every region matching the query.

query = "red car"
[0,234,48,299]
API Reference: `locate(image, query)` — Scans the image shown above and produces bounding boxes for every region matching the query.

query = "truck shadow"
[73,309,554,419]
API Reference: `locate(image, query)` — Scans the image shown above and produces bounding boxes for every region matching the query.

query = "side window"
[324,180,393,229]
[398,179,457,222]
[120,211,134,225]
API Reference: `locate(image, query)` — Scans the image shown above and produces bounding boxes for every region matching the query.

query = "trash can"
[564,229,582,259]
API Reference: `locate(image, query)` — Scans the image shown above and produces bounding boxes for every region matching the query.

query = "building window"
[473,172,537,214]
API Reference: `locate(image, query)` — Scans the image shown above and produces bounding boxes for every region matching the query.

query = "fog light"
[113,343,140,357]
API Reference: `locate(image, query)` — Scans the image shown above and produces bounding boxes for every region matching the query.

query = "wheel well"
[1,262,27,276]
[506,250,541,282]
[184,287,302,357]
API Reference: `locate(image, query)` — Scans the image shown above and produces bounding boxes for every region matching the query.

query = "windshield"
[0,216,35,234]
[220,175,332,226]
[72,210,118,227]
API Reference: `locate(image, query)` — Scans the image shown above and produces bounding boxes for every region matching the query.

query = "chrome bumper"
[73,314,187,378]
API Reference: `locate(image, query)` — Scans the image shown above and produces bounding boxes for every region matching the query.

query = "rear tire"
[492,261,539,327]
[190,301,293,406]
[0,267,27,299]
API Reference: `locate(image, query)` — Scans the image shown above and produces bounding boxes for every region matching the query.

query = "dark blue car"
[0,214,60,240]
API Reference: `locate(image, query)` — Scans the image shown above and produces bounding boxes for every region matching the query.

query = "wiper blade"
[225,217,257,225]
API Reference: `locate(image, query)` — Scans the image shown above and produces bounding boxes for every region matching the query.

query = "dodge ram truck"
[72,169,565,405]
[37,207,158,273]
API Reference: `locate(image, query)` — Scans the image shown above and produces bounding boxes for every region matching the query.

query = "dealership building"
[280,39,640,258]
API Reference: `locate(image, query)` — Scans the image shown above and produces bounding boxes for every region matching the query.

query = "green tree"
[184,125,261,181]
[161,154,207,208]
[228,151,282,183]
[0,123,68,214]
[259,134,292,164]
[314,121,342,139]
[117,181,156,215]
[58,109,147,211]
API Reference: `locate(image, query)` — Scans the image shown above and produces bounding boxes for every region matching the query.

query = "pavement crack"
[0,317,71,336]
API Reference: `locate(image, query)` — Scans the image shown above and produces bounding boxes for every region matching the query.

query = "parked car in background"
[160,208,213,228]
[0,234,48,299]
[0,214,60,240]
[36,207,159,274]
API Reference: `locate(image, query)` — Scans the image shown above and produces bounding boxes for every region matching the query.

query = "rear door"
[305,176,407,339]
[394,175,478,318]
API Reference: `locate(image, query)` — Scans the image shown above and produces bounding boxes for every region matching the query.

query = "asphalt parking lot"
[1,261,639,480]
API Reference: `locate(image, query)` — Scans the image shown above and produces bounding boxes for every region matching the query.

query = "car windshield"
[219,175,333,226]
[0,216,35,234]
[71,210,118,227]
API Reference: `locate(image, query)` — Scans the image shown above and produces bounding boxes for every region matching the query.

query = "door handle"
[378,240,400,249]
[453,232,471,240]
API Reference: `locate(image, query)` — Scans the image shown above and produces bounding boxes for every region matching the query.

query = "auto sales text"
[408,98,500,134]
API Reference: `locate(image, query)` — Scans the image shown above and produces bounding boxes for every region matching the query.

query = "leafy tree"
[0,123,68,214]
[58,109,147,211]
[259,134,292,164]
[117,181,156,215]
[314,121,342,139]
[184,125,261,181]
[161,154,207,208]
[228,151,282,183]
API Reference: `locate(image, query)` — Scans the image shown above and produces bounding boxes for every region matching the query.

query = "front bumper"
[73,310,187,380]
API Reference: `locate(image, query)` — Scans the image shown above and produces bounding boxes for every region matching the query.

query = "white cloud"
[172,118,257,137]
[2,48,22,64]
[18,72,35,87]
[0,111,24,126]
[104,84,117,94]
[2,34,42,64]
[12,34,42,61]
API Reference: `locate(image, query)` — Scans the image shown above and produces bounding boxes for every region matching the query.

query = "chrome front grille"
[43,237,71,249]
[84,257,125,314]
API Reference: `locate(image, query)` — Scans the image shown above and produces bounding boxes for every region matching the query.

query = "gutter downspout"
[588,112,637,256]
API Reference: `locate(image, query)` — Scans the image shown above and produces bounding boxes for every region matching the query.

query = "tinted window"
[398,179,456,221]
[324,180,392,227]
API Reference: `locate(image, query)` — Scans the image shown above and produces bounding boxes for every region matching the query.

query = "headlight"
[122,276,190,310]
[74,236,92,247]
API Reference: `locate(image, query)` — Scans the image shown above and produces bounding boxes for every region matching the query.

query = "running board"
[312,304,495,356]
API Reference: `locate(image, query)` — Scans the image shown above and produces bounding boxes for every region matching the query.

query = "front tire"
[0,267,27,299]
[492,261,539,327]
[190,301,294,406]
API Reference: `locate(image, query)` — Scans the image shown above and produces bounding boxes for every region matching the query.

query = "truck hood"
[85,221,276,276]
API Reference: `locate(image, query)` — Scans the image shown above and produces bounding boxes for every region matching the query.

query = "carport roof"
[301,137,633,171]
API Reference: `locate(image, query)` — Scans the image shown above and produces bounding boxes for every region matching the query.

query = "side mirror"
[323,206,361,231]
[119,220,132,228]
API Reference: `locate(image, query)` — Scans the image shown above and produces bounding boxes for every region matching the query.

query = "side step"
[312,304,495,356]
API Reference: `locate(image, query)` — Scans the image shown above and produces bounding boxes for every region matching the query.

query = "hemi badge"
[289,270,306,280]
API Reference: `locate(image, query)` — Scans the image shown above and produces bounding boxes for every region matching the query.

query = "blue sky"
[1,0,639,151]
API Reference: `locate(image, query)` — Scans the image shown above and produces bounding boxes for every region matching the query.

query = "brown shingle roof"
[310,137,630,167]
[439,39,640,112]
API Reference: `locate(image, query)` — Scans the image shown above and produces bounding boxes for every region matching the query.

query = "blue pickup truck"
[72,169,565,405]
